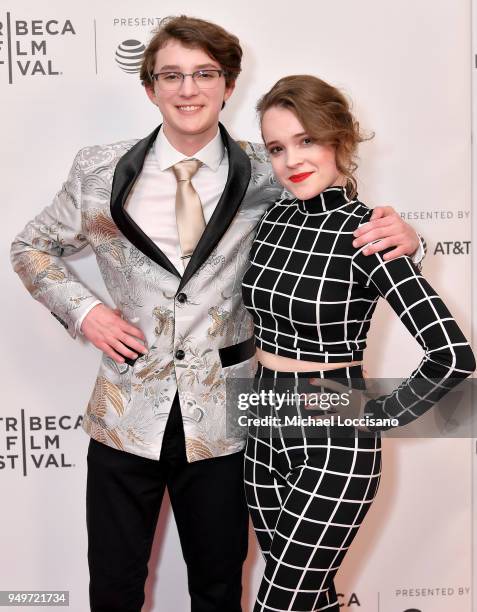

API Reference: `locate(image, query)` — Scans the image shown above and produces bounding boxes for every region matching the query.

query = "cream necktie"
[172,159,206,265]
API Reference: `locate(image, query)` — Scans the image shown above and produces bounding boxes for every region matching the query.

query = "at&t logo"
[115,39,145,73]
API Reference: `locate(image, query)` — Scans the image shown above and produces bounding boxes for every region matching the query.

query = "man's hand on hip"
[81,304,148,363]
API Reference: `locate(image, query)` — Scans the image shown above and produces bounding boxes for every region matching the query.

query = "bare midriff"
[256,348,362,373]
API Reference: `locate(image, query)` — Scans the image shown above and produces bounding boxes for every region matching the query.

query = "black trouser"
[86,393,249,612]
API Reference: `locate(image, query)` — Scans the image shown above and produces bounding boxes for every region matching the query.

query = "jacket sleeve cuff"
[411,235,426,269]
[76,300,102,336]
[51,296,101,340]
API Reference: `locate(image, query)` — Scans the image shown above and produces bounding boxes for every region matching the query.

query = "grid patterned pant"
[244,364,382,612]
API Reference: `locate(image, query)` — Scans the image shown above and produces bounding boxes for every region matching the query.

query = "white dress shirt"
[125,127,228,272]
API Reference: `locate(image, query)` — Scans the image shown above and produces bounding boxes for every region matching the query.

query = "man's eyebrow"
[156,63,220,72]
[195,63,221,69]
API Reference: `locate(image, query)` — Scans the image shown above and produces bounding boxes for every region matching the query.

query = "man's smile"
[176,104,204,113]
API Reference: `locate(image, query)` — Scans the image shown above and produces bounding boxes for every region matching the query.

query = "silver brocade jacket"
[10,123,281,462]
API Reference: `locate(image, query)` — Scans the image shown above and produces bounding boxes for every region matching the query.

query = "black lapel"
[177,123,252,293]
[110,125,182,278]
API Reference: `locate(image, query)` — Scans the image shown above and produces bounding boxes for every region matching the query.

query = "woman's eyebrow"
[265,132,308,147]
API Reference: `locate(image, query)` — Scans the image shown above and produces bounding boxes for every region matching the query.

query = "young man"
[10,15,423,612]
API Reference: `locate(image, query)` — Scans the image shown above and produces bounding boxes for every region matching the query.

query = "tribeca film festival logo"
[337,593,360,607]
[0,12,76,84]
[113,17,161,74]
[0,410,83,475]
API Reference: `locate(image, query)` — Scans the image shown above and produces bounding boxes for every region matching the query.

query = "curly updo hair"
[256,75,372,198]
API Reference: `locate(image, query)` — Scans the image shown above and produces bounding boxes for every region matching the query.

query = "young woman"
[241,75,475,612]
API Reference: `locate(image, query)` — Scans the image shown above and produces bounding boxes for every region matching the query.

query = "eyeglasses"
[150,69,227,91]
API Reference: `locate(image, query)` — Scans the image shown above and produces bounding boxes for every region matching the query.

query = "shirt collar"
[155,127,225,172]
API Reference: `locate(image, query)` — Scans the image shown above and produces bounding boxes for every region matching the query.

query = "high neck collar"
[297,185,354,214]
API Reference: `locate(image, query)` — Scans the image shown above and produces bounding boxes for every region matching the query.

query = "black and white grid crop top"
[242,186,475,429]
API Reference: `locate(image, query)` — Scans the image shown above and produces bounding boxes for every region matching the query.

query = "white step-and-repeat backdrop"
[1,1,474,611]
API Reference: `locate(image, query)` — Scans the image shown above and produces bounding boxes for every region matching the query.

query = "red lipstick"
[289,172,314,183]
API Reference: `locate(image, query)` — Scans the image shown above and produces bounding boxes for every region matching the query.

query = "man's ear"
[144,83,158,106]
[224,81,236,103]
[221,81,236,111]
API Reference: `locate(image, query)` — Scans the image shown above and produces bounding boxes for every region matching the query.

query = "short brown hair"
[140,15,242,88]
[257,75,372,197]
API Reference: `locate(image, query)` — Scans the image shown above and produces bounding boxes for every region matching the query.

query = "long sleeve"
[10,149,101,339]
[352,213,475,431]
